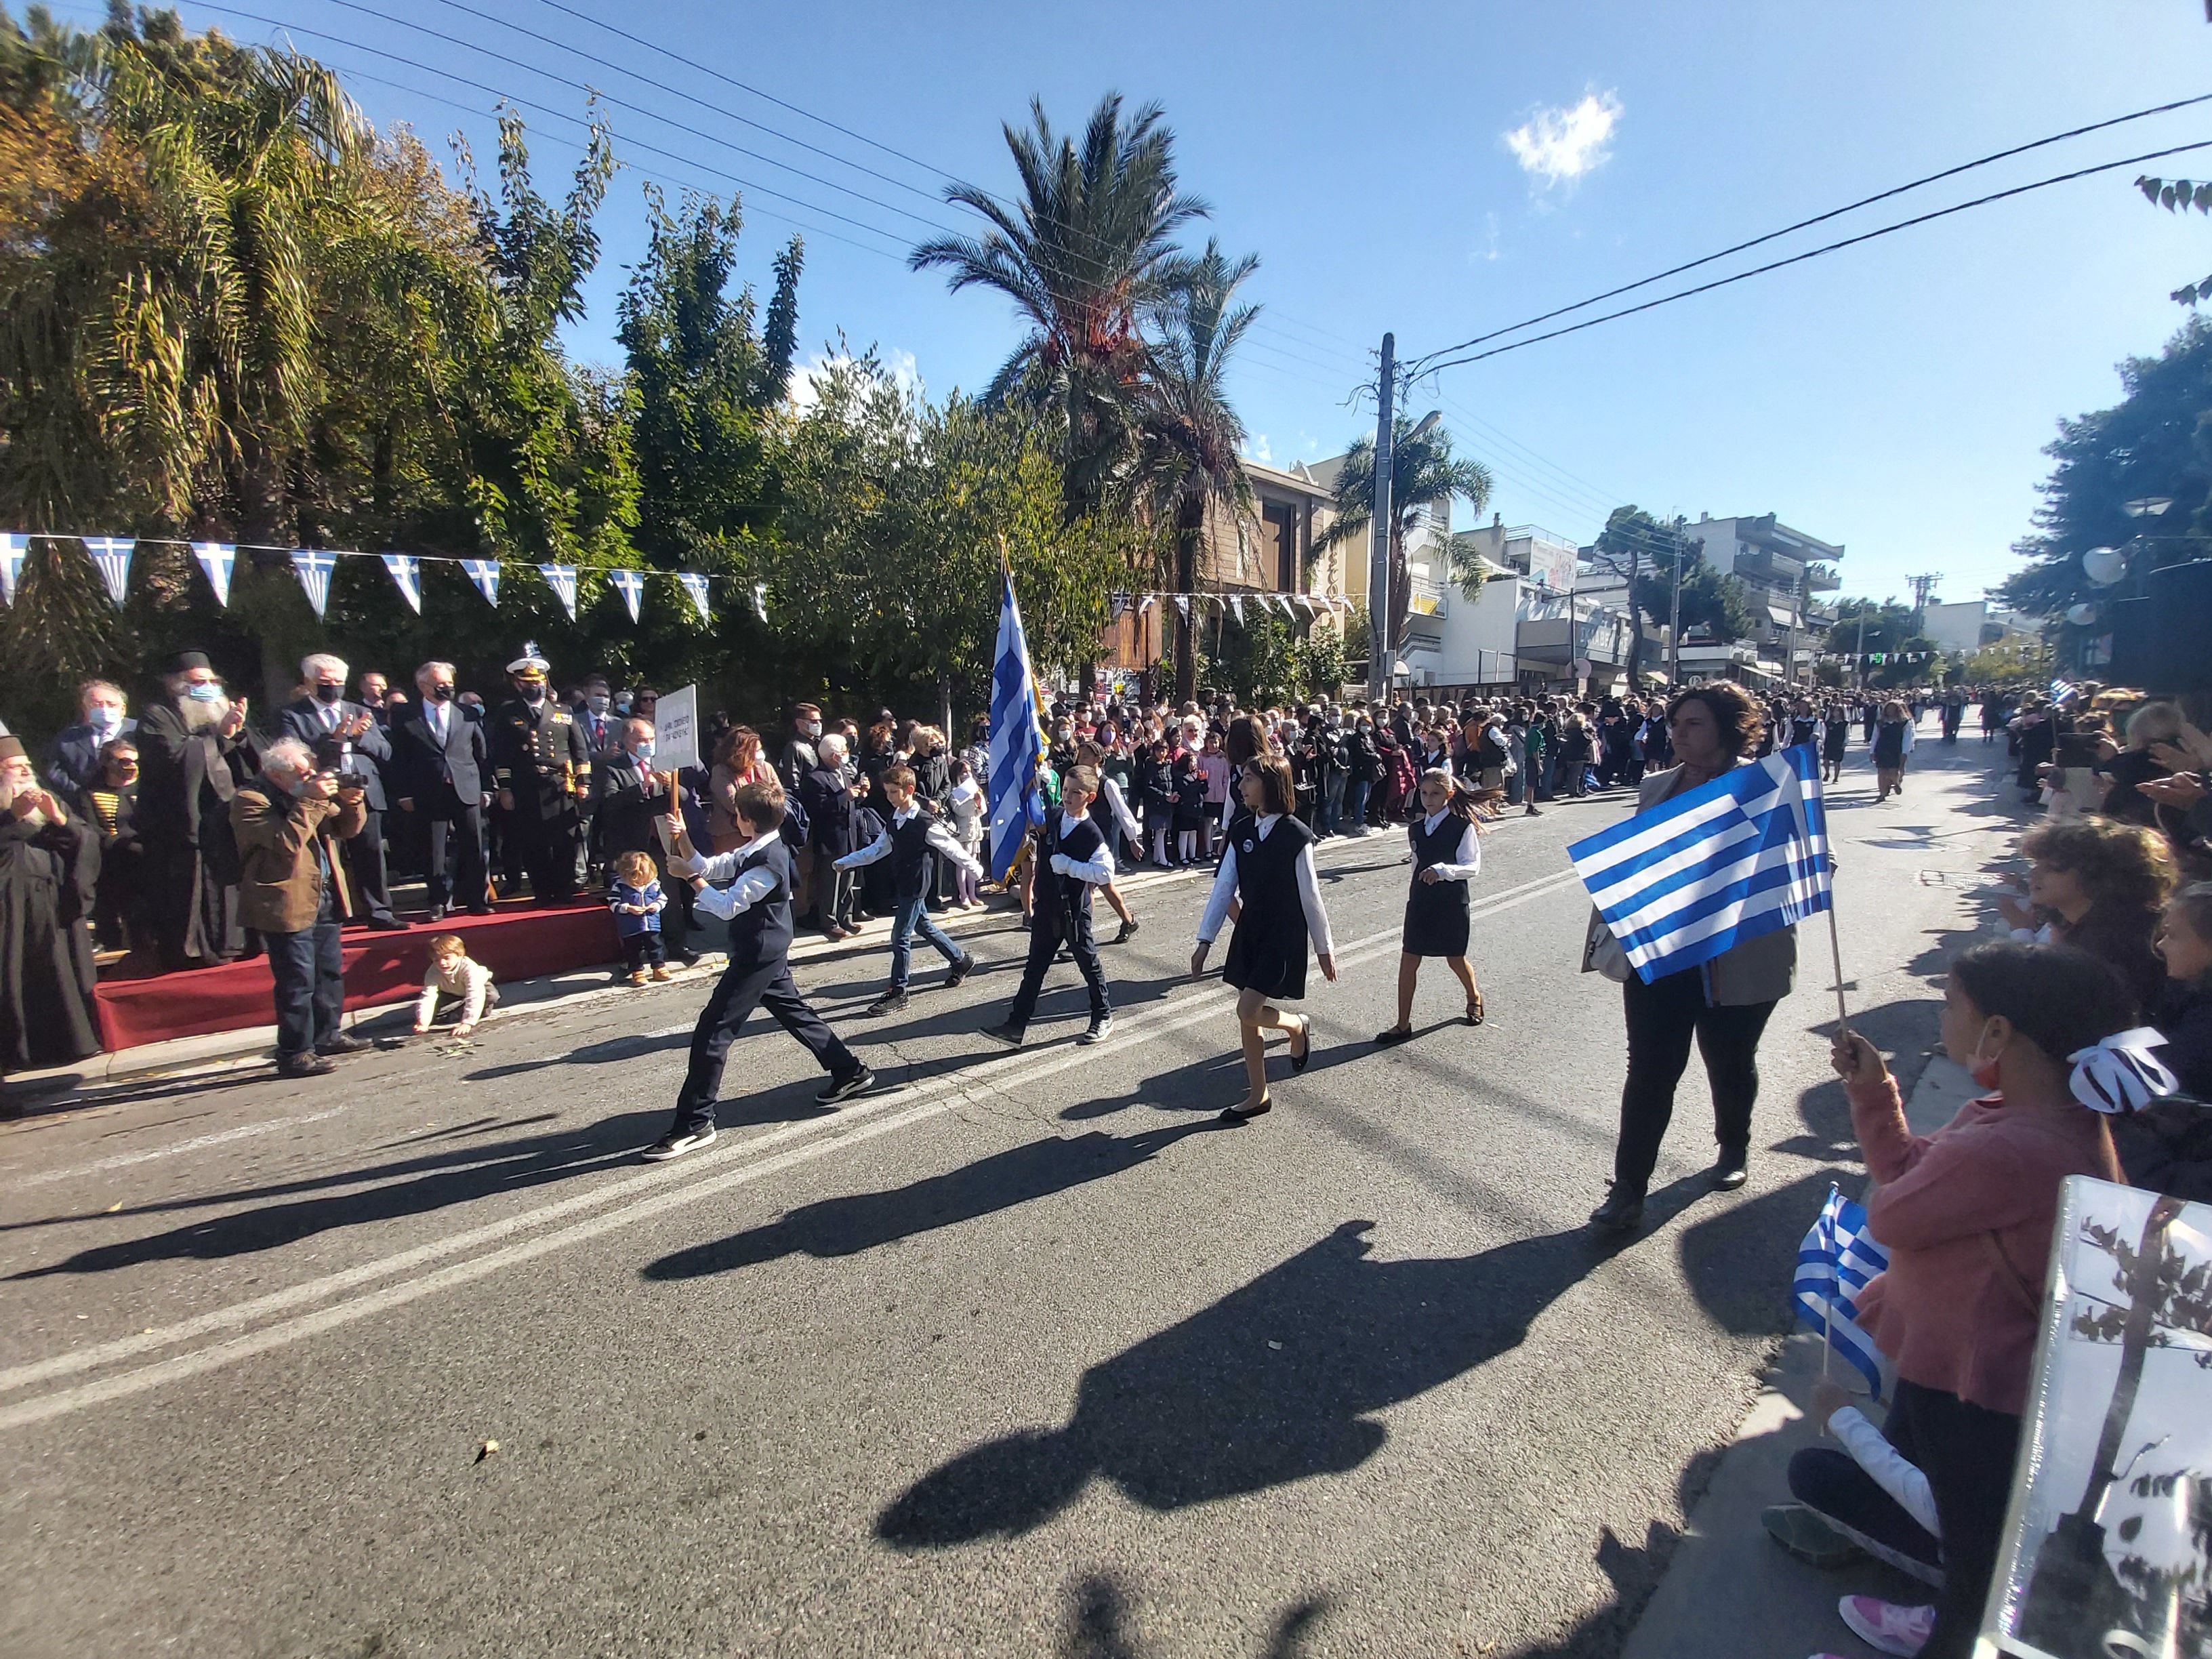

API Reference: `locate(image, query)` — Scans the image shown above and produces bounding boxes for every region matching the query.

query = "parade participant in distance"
[645,778,874,1161]
[1373,769,1487,1044]
[983,764,1115,1049]
[1191,752,1336,1124]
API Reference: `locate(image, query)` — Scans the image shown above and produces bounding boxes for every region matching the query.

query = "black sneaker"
[316,1033,370,1056]
[1709,1147,1749,1191]
[1589,1185,1645,1233]
[641,1127,716,1162]
[1113,918,1139,945]
[1076,1017,1114,1046]
[945,953,977,989]
[816,1067,876,1104]
[980,1021,1025,1047]
[865,990,909,1018]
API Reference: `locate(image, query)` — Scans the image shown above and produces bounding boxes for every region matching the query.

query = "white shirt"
[1196,813,1334,956]
[1094,775,1142,842]
[834,802,982,876]
[414,953,493,1028]
[1048,811,1116,886]
[1416,808,1483,882]
[676,828,784,920]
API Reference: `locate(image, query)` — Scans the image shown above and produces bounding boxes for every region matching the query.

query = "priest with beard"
[137,651,261,970]
[0,735,102,1076]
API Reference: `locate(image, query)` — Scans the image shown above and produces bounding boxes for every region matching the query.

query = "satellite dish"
[2065,602,2099,626]
[2081,546,2127,587]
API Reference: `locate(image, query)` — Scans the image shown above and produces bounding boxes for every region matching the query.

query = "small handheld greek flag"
[1794,1183,1893,1401]
[985,569,1048,883]
[1568,743,1832,984]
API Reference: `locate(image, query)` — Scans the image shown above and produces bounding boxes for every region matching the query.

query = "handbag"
[1582,907,1633,983]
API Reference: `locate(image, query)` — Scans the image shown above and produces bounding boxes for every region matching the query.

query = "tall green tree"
[1822,598,1938,688]
[909,91,1207,516]
[1132,239,1258,703]
[1315,419,1492,653]
[1586,506,1758,681]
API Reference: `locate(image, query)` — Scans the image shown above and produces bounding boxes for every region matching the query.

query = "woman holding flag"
[1584,682,1801,1233]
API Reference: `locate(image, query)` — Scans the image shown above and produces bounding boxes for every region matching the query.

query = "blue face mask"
[632,741,656,762]
[185,682,222,703]
[89,705,123,731]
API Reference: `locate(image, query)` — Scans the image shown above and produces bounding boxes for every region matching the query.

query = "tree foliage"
[1315,419,1492,652]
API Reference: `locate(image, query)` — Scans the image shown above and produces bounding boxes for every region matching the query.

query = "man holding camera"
[280,652,403,930]
[232,737,368,1078]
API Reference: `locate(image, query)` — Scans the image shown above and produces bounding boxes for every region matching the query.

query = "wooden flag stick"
[1826,905,1851,1040]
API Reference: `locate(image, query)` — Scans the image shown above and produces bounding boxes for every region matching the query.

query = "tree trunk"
[2078,1196,2184,1525]
[1172,496,1204,705]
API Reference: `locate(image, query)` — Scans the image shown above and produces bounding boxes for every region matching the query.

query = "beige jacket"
[231,782,365,935]
[1579,762,1799,1006]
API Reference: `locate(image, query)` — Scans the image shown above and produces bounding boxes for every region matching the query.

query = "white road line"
[7,1106,356,1189]
[0,867,1584,1423]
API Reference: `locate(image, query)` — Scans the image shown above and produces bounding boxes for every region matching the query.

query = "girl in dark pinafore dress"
[1191,753,1336,1124]
[1374,768,1486,1044]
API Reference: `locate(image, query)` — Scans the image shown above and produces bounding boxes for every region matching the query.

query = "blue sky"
[100,0,2212,605]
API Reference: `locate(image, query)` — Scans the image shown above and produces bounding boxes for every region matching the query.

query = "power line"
[1418,139,2212,376]
[1410,90,2212,373]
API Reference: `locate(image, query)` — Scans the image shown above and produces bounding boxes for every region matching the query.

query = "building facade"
[1683,513,1844,681]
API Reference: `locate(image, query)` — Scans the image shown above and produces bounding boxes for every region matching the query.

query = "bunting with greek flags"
[0,533,26,605]
[462,558,500,607]
[752,581,769,623]
[191,541,236,607]
[678,571,710,624]
[381,552,422,614]
[83,536,134,608]
[291,548,335,618]
[985,569,1050,883]
[539,562,578,621]
[609,568,643,623]
[1793,1183,1893,1401]
[1568,742,1832,985]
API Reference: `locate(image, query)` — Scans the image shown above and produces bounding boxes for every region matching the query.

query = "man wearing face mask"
[489,644,590,905]
[136,650,260,970]
[591,716,693,963]
[391,660,491,921]
[44,679,136,796]
[280,653,403,930]
[779,703,823,794]
[577,675,619,759]
[0,734,102,1076]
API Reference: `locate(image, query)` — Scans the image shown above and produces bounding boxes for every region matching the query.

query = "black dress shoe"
[317,1033,370,1056]
[277,1052,337,1078]
[365,915,410,932]
[428,904,449,922]
[1709,1147,1750,1191]
[466,903,494,916]
[1589,1186,1645,1232]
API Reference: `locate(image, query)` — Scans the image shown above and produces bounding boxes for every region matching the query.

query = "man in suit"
[800,731,859,939]
[576,674,620,760]
[590,715,692,961]
[43,678,136,796]
[391,659,491,921]
[280,652,404,930]
[357,671,390,722]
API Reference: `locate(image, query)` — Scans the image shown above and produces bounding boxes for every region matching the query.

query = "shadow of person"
[641,1121,1216,1280]
[876,1216,1618,1549]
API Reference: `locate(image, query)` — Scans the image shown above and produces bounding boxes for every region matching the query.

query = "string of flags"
[1110,590,1355,625]
[0,531,741,627]
[1811,650,1940,665]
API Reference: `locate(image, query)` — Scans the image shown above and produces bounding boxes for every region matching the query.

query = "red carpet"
[94,900,622,1050]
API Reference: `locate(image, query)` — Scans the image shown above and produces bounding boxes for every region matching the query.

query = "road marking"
[5,1106,356,1190]
[0,867,1585,1424]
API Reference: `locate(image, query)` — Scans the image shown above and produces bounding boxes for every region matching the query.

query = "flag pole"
[1826,907,1851,1039]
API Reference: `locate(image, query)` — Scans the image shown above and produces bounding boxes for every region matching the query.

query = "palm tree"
[910,92,1208,516]
[1132,239,1259,702]
[1317,419,1494,656]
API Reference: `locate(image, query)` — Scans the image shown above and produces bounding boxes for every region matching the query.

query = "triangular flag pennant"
[678,571,710,623]
[1293,595,1313,617]
[1173,595,1190,619]
[381,552,422,614]
[538,562,578,621]
[1231,594,1245,624]
[83,536,135,608]
[190,541,237,607]
[1108,592,1126,622]
[1138,594,1156,615]
[0,533,26,605]
[752,581,769,623]
[462,558,500,607]
[609,568,643,623]
[291,548,336,619]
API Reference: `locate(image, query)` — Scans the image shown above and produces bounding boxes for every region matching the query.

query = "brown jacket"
[230,780,365,935]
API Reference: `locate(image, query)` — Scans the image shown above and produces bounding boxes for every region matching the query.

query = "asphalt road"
[0,731,2022,1659]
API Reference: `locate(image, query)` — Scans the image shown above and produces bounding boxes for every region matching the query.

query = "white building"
[1684,512,1844,680]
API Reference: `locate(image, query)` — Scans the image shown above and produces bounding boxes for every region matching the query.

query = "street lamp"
[2122,497,2174,518]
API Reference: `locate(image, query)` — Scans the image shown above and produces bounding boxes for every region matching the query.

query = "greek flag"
[2049,677,2079,703]
[1794,1183,1893,1400]
[985,569,1048,882]
[1568,743,1832,984]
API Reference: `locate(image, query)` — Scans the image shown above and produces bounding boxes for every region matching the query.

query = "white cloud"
[1503,91,1622,187]
[787,346,924,413]
[1475,210,1502,263]
[1247,433,1273,464]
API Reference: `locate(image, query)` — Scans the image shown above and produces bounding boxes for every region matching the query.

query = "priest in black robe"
[136,651,260,970]
[0,735,102,1076]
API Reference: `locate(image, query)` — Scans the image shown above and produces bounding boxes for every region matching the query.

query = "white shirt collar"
[1254,812,1281,835]
[1422,807,1449,832]
[892,803,918,825]
[738,827,781,860]
[1059,810,1087,834]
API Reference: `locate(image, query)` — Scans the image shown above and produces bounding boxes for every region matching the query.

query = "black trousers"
[1004,899,1110,1033]
[670,956,860,1138]
[1788,1416,1944,1582]
[508,797,580,902]
[344,806,395,922]
[413,800,486,909]
[1612,967,1778,1195]
[1890,1380,2020,1659]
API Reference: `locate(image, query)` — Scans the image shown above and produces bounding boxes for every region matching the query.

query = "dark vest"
[1036,813,1107,915]
[726,840,794,968]
[890,808,940,897]
[1231,814,1315,946]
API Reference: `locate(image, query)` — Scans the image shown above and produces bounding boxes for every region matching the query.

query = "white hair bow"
[2066,1028,2179,1115]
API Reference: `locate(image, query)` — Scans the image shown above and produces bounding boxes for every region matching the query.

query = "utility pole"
[1364,333,1396,706]
[1667,524,1685,685]
[1852,603,1868,691]
[1907,571,1942,613]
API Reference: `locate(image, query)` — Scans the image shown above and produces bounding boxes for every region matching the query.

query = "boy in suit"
[391,659,491,920]
[643,778,874,1160]
[983,764,1114,1048]
[833,763,981,1017]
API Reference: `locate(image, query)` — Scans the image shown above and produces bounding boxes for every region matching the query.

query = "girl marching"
[1191,753,1336,1124]
[1374,769,1486,1044]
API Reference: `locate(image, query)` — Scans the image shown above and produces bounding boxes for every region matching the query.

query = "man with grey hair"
[232,736,367,1076]
[389,661,491,920]
[280,653,401,928]
[136,650,259,969]
[798,731,860,938]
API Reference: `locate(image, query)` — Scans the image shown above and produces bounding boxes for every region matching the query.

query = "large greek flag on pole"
[1568,742,1832,985]
[985,569,1049,882]
[1793,1183,1893,1400]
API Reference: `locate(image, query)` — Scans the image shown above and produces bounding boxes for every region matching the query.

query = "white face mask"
[88,703,123,731]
